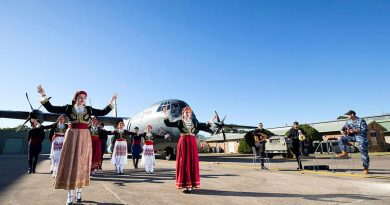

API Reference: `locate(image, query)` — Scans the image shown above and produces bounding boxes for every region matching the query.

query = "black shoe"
[66,203,72,205]
[261,165,268,170]
[76,197,82,203]
[27,169,32,174]
[182,189,192,194]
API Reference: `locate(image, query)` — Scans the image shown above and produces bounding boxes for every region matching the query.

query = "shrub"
[238,139,252,154]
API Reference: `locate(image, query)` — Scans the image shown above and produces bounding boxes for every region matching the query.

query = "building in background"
[206,114,390,153]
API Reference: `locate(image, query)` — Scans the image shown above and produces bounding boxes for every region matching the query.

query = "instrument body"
[254,132,268,143]
[298,130,306,141]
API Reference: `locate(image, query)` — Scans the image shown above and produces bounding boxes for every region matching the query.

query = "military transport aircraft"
[0,94,256,159]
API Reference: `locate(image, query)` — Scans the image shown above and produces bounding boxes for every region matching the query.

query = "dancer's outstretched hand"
[37,85,46,96]
[110,93,118,104]
[163,106,169,118]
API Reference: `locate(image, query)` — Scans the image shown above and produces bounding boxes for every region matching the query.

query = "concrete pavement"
[0,153,389,205]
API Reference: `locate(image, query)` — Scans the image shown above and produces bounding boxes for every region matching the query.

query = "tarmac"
[0,153,389,205]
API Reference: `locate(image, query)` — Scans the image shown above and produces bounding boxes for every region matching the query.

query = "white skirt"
[140,145,155,167]
[50,136,64,163]
[111,140,128,165]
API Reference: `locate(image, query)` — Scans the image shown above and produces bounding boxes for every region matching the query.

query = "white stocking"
[50,160,54,172]
[116,164,120,173]
[67,190,74,203]
[150,164,154,173]
[76,188,82,200]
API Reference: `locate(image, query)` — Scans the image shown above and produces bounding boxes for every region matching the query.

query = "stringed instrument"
[254,132,268,143]
[298,130,306,141]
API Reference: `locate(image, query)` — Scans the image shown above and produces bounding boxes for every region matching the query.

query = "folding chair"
[252,146,270,169]
[329,140,355,173]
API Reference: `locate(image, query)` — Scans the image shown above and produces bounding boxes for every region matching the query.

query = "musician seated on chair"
[252,123,273,170]
[336,110,370,174]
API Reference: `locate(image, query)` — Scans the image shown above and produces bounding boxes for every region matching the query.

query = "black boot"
[28,158,33,174]
[297,160,303,170]
[135,159,139,169]
[132,158,136,169]
[32,160,37,173]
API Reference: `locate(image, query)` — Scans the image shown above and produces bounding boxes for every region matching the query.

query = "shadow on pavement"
[0,154,48,194]
[79,201,125,205]
[193,189,388,203]
[199,154,294,164]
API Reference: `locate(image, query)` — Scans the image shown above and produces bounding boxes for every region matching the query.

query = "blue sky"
[0,0,389,129]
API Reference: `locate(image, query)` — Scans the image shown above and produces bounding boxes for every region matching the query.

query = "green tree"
[238,139,252,154]
[0,124,29,131]
[337,116,347,120]
[285,124,322,141]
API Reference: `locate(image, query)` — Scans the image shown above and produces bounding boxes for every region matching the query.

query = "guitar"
[342,126,355,136]
[298,130,306,141]
[254,132,268,143]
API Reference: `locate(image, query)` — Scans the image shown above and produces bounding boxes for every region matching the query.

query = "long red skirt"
[91,135,102,171]
[176,135,200,189]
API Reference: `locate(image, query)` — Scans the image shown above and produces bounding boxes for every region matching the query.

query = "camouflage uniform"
[338,117,370,168]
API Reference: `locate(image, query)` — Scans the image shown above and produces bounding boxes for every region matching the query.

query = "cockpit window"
[157,101,171,112]
[171,103,179,114]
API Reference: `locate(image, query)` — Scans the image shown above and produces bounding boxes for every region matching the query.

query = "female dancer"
[38,85,116,205]
[139,125,169,174]
[48,115,68,177]
[163,106,210,193]
[90,116,102,175]
[111,119,132,175]
[129,127,142,169]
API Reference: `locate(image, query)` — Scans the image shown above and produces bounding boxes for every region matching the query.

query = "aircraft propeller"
[211,111,227,141]
[16,93,49,132]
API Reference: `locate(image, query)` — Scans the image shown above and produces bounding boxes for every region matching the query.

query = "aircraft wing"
[97,116,129,126]
[0,110,65,122]
[222,124,256,130]
[0,110,128,126]
[198,122,255,133]
[0,110,30,120]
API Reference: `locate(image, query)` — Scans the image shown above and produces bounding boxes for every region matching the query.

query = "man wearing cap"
[287,122,306,170]
[337,110,370,174]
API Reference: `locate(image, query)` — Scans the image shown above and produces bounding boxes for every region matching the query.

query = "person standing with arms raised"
[38,85,116,205]
[163,106,210,194]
